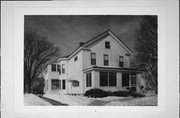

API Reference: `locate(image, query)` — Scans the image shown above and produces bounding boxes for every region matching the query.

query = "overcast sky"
[25,15,146,57]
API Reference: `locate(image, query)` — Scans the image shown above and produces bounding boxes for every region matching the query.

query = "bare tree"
[24,31,60,93]
[135,16,158,93]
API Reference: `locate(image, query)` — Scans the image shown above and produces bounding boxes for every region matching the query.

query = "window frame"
[62,64,65,74]
[108,72,117,86]
[104,54,109,66]
[51,79,60,90]
[91,53,96,65]
[105,41,110,49]
[122,73,137,88]
[86,73,92,87]
[122,73,130,87]
[58,65,61,74]
[51,64,56,72]
[119,56,124,67]
[100,71,117,87]
[62,79,66,90]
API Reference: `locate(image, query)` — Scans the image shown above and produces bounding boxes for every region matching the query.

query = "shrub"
[111,91,130,97]
[84,88,108,98]
[84,88,145,98]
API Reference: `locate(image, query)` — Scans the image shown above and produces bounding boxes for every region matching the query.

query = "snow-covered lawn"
[43,94,157,106]
[24,94,52,106]
[105,95,157,106]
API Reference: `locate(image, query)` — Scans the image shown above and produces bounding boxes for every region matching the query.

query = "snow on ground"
[43,94,157,106]
[43,94,92,105]
[105,95,157,106]
[24,94,52,106]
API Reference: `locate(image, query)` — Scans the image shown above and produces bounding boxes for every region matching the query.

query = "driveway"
[40,96,69,106]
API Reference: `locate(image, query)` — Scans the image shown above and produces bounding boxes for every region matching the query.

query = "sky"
[24,15,145,57]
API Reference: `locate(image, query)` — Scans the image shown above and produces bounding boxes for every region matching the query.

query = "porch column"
[93,71,100,88]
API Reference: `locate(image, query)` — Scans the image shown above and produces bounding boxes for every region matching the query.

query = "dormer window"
[105,41,110,49]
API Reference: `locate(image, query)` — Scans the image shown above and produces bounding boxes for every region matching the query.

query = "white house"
[44,30,144,95]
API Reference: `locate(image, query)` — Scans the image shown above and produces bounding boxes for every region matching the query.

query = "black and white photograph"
[1,1,179,118]
[24,15,158,106]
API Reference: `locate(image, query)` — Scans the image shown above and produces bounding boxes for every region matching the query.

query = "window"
[100,72,116,87]
[119,56,124,67]
[105,41,110,49]
[86,73,92,87]
[51,64,56,72]
[72,81,79,87]
[109,72,117,86]
[51,79,59,90]
[58,65,61,74]
[74,56,78,61]
[59,80,61,90]
[130,74,137,86]
[91,53,96,65]
[100,72,108,86]
[122,73,129,87]
[62,80,66,89]
[62,64,65,73]
[104,54,109,66]
[122,73,137,88]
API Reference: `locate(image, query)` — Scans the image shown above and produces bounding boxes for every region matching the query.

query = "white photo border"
[2,1,179,118]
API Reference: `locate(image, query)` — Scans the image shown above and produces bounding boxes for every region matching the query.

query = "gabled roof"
[58,29,133,61]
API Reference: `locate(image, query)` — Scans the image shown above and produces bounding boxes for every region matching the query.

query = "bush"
[111,91,130,97]
[84,88,145,98]
[84,88,108,98]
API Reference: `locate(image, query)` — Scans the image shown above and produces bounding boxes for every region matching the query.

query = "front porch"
[83,66,144,93]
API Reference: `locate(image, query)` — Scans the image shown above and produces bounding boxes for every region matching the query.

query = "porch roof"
[83,66,144,73]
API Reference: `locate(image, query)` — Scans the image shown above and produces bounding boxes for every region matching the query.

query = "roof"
[58,29,133,61]
[83,66,144,73]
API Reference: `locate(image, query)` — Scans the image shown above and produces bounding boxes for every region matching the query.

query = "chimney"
[79,42,84,46]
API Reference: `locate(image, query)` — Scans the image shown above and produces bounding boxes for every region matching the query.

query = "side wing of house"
[43,63,60,94]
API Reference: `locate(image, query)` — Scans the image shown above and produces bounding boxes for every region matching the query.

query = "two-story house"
[44,30,144,95]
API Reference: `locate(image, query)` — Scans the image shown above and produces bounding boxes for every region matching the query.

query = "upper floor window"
[58,65,61,74]
[74,56,78,61]
[51,64,56,72]
[104,54,109,66]
[105,41,110,49]
[62,64,65,73]
[119,56,124,67]
[91,53,96,65]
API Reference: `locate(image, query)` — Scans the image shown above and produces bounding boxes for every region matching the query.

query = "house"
[43,29,144,95]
